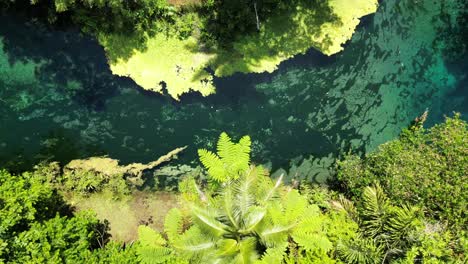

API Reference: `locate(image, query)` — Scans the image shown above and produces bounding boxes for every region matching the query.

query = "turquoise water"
[0,0,467,182]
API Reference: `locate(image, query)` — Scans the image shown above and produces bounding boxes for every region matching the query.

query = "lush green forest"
[1,114,466,263]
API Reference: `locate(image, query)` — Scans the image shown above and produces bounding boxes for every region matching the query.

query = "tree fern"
[198,132,251,183]
[198,149,227,182]
[137,226,173,264]
[139,133,337,263]
[164,208,184,244]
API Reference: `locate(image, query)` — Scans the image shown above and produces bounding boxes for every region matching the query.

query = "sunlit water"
[1,0,467,182]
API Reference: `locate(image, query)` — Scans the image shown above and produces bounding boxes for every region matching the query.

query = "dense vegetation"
[337,114,467,230]
[0,115,466,263]
[0,167,138,262]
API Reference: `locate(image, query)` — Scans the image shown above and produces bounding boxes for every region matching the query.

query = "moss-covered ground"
[69,190,179,242]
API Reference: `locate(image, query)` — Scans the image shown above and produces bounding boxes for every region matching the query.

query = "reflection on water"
[0,0,467,181]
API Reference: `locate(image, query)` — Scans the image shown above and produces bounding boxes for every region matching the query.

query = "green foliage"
[337,114,468,229]
[0,168,138,263]
[139,165,344,263]
[398,229,464,263]
[0,168,67,256]
[10,211,103,262]
[198,132,251,183]
[336,184,466,263]
[61,169,130,197]
[337,236,384,264]
[138,133,359,263]
[137,225,175,264]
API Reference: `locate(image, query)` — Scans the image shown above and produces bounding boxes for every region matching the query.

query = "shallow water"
[0,0,467,181]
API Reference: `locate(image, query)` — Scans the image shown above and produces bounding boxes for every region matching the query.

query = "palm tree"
[337,185,422,263]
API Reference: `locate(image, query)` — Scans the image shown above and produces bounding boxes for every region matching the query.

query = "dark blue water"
[0,0,467,182]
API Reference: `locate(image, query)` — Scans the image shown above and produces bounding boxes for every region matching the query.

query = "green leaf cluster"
[138,133,358,263]
[337,184,465,263]
[198,132,251,183]
[337,114,468,230]
[139,166,351,263]
[0,168,138,262]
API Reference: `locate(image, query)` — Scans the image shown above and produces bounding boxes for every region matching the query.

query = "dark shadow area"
[35,129,107,166]
[0,14,121,110]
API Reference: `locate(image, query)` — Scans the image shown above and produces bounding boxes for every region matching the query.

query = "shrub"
[337,114,468,229]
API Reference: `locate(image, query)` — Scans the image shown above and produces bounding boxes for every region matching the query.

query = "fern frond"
[173,226,215,260]
[137,225,173,264]
[257,242,288,264]
[191,205,228,237]
[217,132,235,161]
[138,225,166,247]
[164,208,184,244]
[137,247,173,264]
[240,206,266,233]
[229,135,251,174]
[292,232,332,253]
[284,190,308,221]
[259,224,295,247]
[198,149,226,182]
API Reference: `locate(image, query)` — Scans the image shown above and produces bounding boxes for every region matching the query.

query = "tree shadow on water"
[0,14,121,110]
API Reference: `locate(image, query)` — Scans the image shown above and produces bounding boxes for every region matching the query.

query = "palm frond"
[337,195,360,223]
[222,184,240,229]
[238,237,259,263]
[233,167,257,220]
[385,204,421,248]
[361,184,390,238]
[240,206,266,233]
[261,173,283,204]
[337,237,384,264]
[173,226,215,260]
[191,205,228,237]
[215,239,238,256]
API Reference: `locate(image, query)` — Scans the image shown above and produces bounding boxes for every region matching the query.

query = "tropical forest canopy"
[1,0,378,99]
